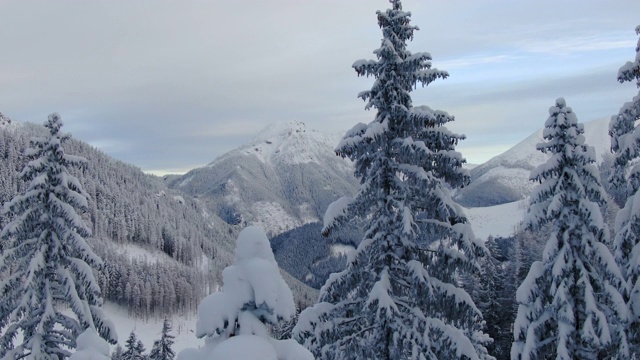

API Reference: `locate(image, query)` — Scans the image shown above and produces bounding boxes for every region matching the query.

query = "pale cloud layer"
[1,0,639,173]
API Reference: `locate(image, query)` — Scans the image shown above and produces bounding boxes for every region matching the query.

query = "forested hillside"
[0,118,317,318]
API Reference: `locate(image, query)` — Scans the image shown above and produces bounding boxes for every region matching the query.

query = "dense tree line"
[270,222,361,289]
[91,244,208,319]
[0,120,238,319]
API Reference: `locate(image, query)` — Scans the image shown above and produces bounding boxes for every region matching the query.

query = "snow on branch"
[322,196,354,237]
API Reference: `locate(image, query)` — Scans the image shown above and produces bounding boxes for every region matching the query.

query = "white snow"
[118,243,172,263]
[298,203,319,224]
[251,201,302,236]
[95,183,530,358]
[365,267,399,319]
[209,335,278,360]
[177,175,193,188]
[330,244,355,257]
[251,121,317,164]
[323,196,354,230]
[102,302,201,354]
[173,195,185,204]
[209,120,344,167]
[464,199,528,240]
[69,329,111,360]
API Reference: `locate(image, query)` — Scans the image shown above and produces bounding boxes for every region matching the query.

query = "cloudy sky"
[1,1,639,175]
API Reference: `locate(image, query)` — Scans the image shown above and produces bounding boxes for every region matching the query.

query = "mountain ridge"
[166,121,359,237]
[455,117,612,207]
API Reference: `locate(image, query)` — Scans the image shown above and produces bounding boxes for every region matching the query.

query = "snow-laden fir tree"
[512,98,628,360]
[150,319,175,360]
[468,237,515,360]
[292,1,492,359]
[122,331,146,360]
[135,340,147,360]
[608,25,640,357]
[609,25,640,192]
[0,113,116,359]
[112,345,125,360]
[178,226,313,360]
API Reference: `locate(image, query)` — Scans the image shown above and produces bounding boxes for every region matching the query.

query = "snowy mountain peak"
[255,120,310,141]
[169,120,358,238]
[208,121,340,167]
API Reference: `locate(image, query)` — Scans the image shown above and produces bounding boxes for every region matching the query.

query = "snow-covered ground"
[251,201,306,236]
[104,302,202,354]
[465,199,528,240]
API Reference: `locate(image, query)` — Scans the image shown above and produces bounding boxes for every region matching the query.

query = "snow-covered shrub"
[178,226,313,360]
[69,328,111,360]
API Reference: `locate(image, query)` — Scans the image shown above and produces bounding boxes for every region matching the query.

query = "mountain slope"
[0,119,318,320]
[166,121,359,237]
[455,117,611,207]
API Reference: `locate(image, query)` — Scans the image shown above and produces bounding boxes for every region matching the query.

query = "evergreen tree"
[0,112,11,127]
[123,331,142,360]
[0,113,116,359]
[609,25,640,193]
[609,25,640,358]
[512,98,628,359]
[112,345,124,360]
[472,237,516,359]
[293,1,491,359]
[135,340,147,360]
[149,319,175,360]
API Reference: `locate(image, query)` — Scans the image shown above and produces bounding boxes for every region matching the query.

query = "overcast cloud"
[1,0,639,174]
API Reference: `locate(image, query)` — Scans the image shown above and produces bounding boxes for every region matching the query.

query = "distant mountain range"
[454,117,612,207]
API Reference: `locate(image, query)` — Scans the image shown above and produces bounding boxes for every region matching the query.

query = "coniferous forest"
[1,1,640,359]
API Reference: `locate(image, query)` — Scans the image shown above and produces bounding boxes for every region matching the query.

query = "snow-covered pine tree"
[471,237,515,359]
[178,226,313,360]
[512,98,628,360]
[135,339,147,360]
[292,1,491,359]
[609,25,640,192]
[122,331,147,360]
[112,345,125,360]
[0,113,116,359]
[608,25,640,358]
[0,112,11,127]
[149,319,175,360]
